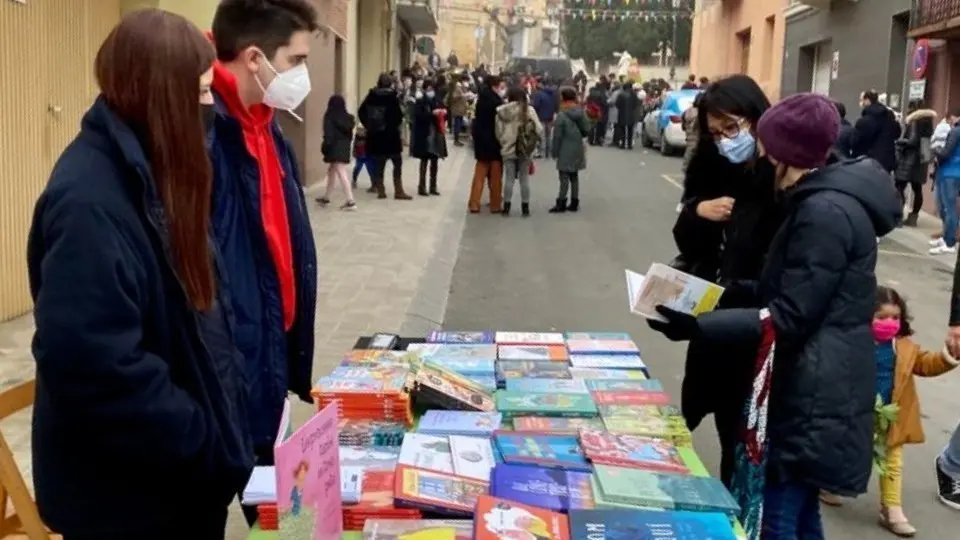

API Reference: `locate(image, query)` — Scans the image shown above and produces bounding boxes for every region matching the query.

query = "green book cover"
[594,465,740,516]
[494,390,598,418]
[677,447,710,477]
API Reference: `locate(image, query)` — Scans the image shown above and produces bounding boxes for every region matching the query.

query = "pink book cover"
[578,429,689,473]
[274,399,344,540]
[591,390,671,406]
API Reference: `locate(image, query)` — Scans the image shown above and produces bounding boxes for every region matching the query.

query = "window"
[737,29,752,74]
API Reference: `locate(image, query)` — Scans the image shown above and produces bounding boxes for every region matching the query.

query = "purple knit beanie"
[756,93,840,169]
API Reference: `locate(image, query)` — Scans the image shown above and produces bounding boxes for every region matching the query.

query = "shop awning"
[397,0,439,36]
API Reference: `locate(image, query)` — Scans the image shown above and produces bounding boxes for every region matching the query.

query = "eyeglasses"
[708,117,747,140]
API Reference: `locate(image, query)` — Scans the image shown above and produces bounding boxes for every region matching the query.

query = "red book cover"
[474,495,570,540]
[578,430,688,473]
[591,390,671,406]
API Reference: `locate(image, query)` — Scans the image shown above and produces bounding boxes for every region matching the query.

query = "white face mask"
[425,91,435,99]
[496,88,507,98]
[415,90,423,99]
[255,53,311,114]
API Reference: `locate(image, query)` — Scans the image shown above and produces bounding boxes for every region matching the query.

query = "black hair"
[696,74,771,136]
[212,0,319,62]
[560,87,577,102]
[876,286,913,337]
[688,74,696,82]
[326,94,346,114]
[376,72,393,89]
[833,100,846,119]
[862,90,880,105]
[485,75,503,89]
[507,86,526,103]
[423,80,435,91]
[699,76,709,84]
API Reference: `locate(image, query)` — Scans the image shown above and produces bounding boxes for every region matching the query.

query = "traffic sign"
[912,39,930,79]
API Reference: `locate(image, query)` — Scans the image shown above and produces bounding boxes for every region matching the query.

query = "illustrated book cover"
[338,446,401,469]
[511,416,606,434]
[495,391,598,418]
[565,340,640,355]
[505,378,589,394]
[474,495,571,540]
[393,465,488,517]
[449,435,496,482]
[414,368,495,412]
[569,354,646,370]
[406,343,498,360]
[427,357,496,376]
[567,368,647,380]
[593,465,740,516]
[493,433,591,471]
[489,464,595,512]
[564,332,632,341]
[584,379,664,392]
[568,509,737,540]
[464,374,497,391]
[362,519,473,540]
[591,390,672,406]
[494,332,566,345]
[398,433,455,474]
[626,265,724,322]
[417,411,502,437]
[497,344,570,362]
[426,331,495,344]
[578,431,688,473]
[496,361,572,381]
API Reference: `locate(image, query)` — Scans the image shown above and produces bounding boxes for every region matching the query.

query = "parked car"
[505,56,574,82]
[640,89,700,156]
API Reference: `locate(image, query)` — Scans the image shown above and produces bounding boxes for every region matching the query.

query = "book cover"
[578,431,688,473]
[475,495,571,540]
[398,433,455,474]
[495,332,566,345]
[406,343,498,360]
[421,362,490,393]
[564,332,632,341]
[415,369,495,412]
[497,361,572,381]
[341,465,365,504]
[593,466,740,516]
[417,411,502,437]
[427,331,495,344]
[338,446,401,469]
[464,374,497,391]
[489,464,595,512]
[497,344,570,362]
[568,368,647,380]
[626,265,724,322]
[592,390,672,406]
[565,340,640,355]
[568,509,738,540]
[494,433,591,471]
[569,355,646,370]
[505,379,589,394]
[600,405,692,445]
[677,447,710,477]
[512,416,606,434]
[495,391,598,418]
[584,379,664,392]
[393,465,488,516]
[428,357,496,375]
[449,435,496,481]
[350,469,403,510]
[362,519,473,540]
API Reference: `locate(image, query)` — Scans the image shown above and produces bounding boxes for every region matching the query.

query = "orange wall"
[690,0,785,100]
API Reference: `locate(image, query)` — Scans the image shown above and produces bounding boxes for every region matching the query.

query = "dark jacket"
[472,86,504,161]
[586,85,609,123]
[532,87,558,123]
[28,97,254,536]
[322,109,355,164]
[208,92,318,447]
[853,102,902,171]
[551,106,589,172]
[615,84,640,126]
[835,118,855,158]
[895,109,936,184]
[358,87,404,157]
[411,95,448,160]
[696,156,901,495]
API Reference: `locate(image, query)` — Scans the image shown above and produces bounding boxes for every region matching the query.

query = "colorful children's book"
[362,519,473,540]
[497,344,570,362]
[511,416,606,434]
[428,357,496,375]
[341,465,365,504]
[489,464,595,512]
[568,368,647,380]
[497,361,572,381]
[569,354,646,370]
[417,411,503,437]
[494,433,591,471]
[495,391,598,418]
[274,399,343,540]
[584,379,664,392]
[591,390,672,406]
[564,332,632,341]
[398,433,455,474]
[427,331,495,344]
[593,465,740,516]
[338,446,401,469]
[406,343,498,360]
[677,447,710,477]
[449,435,496,481]
[599,405,691,444]
[626,265,724,322]
[464,374,497,391]
[495,332,566,345]
[578,431,688,473]
[415,368,495,412]
[475,495,571,540]
[505,378,589,394]
[393,465,489,516]
[338,420,406,447]
[565,340,640,355]
[568,509,738,540]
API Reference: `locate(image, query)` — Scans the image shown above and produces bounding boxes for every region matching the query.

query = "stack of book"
[312,363,414,425]
[406,342,498,391]
[362,518,473,539]
[337,419,406,447]
[342,468,423,529]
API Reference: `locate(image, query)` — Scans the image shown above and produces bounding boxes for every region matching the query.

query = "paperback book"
[406,343,498,360]
[568,509,738,540]
[464,374,497,392]
[565,340,640,355]
[511,416,606,434]
[393,465,489,516]
[449,435,496,482]
[564,332,632,341]
[505,379,589,394]
[417,411,503,437]
[626,265,724,322]
[497,344,570,362]
[474,495,571,540]
[494,332,566,345]
[494,433,592,471]
[568,368,647,380]
[341,466,365,504]
[593,465,740,516]
[427,331,495,344]
[489,464,595,512]
[578,431,688,473]
[427,357,496,376]
[600,405,693,445]
[338,446,401,469]
[569,354,646,370]
[414,368,495,412]
[397,433,455,474]
[495,391,598,419]
[338,420,406,447]
[496,361,572,381]
[584,379,664,392]
[591,390,672,406]
[362,519,473,540]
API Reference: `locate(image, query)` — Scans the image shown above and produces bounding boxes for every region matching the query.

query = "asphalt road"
[443,144,960,538]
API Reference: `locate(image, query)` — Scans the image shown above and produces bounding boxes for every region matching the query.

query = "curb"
[398,147,472,336]
[885,211,956,271]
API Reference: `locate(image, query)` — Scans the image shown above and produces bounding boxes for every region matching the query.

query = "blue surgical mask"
[716,131,756,164]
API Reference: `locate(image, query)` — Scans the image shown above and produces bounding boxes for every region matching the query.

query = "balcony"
[910,0,960,39]
[786,0,832,9]
[396,0,439,36]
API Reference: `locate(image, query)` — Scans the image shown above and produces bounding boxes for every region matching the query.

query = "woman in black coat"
[318,94,357,210]
[895,104,936,225]
[410,81,448,196]
[673,75,781,487]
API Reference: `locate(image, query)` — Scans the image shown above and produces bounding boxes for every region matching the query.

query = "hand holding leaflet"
[625,264,724,322]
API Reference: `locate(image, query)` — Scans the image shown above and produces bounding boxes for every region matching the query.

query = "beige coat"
[887,338,958,446]
[495,101,544,160]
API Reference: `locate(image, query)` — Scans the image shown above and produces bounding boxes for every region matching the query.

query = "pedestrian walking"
[895,103,936,227]
[531,83,557,158]
[496,86,543,217]
[931,108,960,255]
[853,90,901,173]
[468,75,506,213]
[352,126,373,188]
[615,81,640,149]
[410,81,447,196]
[317,94,357,210]
[448,77,469,147]
[549,87,589,213]
[359,73,411,200]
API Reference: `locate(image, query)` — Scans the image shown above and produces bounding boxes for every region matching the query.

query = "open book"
[625,263,724,322]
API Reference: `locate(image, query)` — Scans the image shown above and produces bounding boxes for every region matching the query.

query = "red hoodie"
[212,62,296,331]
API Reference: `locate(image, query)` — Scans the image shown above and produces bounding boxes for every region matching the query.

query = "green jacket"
[551,106,589,173]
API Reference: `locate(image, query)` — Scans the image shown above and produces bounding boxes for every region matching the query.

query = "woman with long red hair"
[27,9,252,538]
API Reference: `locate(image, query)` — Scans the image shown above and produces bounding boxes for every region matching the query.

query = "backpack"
[365,105,387,133]
[515,116,539,158]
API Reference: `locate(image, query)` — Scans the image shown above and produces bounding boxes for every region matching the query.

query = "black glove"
[646,305,700,342]
[718,280,758,309]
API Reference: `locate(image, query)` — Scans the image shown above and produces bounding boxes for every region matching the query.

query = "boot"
[904,212,919,227]
[501,202,511,217]
[417,176,429,196]
[429,177,440,195]
[568,198,580,212]
[375,180,387,199]
[393,177,413,200]
[548,198,567,213]
[521,202,530,217]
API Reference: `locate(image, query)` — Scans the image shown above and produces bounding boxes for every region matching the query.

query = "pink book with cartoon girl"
[274,399,344,540]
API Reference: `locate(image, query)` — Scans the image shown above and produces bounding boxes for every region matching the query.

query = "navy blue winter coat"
[208,92,318,448]
[532,87,558,123]
[28,97,254,536]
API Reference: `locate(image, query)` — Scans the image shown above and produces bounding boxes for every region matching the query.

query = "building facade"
[434,0,508,69]
[689,0,786,99]
[908,0,960,116]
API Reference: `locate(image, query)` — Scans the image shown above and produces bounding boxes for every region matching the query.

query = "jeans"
[540,121,554,156]
[762,480,825,539]
[452,116,465,142]
[940,423,960,479]
[503,157,531,204]
[936,175,959,247]
[558,171,579,200]
[352,156,373,186]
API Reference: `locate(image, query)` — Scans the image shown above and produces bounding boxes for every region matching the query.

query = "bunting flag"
[556,8,690,21]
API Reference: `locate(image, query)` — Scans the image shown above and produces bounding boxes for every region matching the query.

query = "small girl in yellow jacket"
[820,286,958,537]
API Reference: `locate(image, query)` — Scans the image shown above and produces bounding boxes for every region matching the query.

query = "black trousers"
[896,180,924,214]
[591,121,607,145]
[714,406,741,488]
[622,123,634,149]
[612,123,624,146]
[419,157,439,190]
[371,154,403,185]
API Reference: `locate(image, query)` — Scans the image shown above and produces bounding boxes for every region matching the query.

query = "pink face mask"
[872,319,901,342]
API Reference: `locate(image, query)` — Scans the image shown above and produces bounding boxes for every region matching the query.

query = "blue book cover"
[584,379,664,392]
[566,339,641,356]
[505,379,589,394]
[494,433,592,471]
[568,509,737,539]
[430,357,496,375]
[490,464,596,512]
[465,374,498,391]
[564,332,633,341]
[569,354,646,370]
[427,331,495,344]
[407,343,499,360]
[417,410,503,436]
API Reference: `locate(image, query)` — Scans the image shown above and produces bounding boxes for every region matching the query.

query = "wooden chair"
[0,380,53,540]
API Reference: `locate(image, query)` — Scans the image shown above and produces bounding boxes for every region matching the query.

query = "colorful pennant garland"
[555,8,690,21]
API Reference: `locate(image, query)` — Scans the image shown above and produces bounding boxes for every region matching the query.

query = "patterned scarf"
[730,309,776,540]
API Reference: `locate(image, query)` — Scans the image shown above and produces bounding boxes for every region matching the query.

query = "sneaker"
[935,457,960,510]
[930,244,957,256]
[340,201,357,211]
[930,237,946,248]
[316,197,331,206]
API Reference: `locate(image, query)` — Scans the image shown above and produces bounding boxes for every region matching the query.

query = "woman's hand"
[696,196,735,222]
